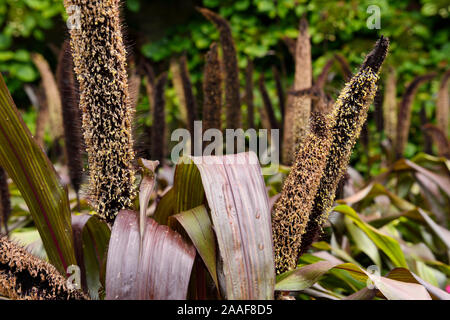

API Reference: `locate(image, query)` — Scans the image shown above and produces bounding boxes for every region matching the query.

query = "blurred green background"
[0,0,449,176]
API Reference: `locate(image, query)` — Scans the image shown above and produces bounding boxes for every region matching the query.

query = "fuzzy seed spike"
[273,113,332,274]
[198,7,241,129]
[292,17,312,147]
[170,58,189,127]
[420,105,433,155]
[64,0,136,224]
[245,59,255,129]
[0,168,10,234]
[34,85,48,148]
[179,55,198,137]
[272,66,285,118]
[282,17,312,165]
[151,72,168,165]
[423,124,450,159]
[56,40,84,201]
[298,37,390,258]
[383,67,397,144]
[289,87,333,115]
[258,74,279,130]
[395,72,436,159]
[0,236,87,300]
[128,59,141,110]
[436,70,450,136]
[203,43,222,134]
[361,36,389,73]
[31,53,64,141]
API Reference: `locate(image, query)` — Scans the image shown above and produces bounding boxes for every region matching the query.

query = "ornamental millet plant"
[56,40,84,208]
[273,36,390,274]
[202,42,222,134]
[64,0,136,224]
[299,36,390,259]
[282,18,312,165]
[395,72,436,160]
[0,167,10,234]
[436,70,450,136]
[273,113,332,273]
[198,7,242,130]
[0,236,86,300]
[245,59,255,129]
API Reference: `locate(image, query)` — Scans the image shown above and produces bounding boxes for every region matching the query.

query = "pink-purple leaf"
[72,214,110,299]
[192,152,275,299]
[105,210,195,300]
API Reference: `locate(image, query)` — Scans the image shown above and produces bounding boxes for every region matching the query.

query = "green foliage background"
[0,0,449,175]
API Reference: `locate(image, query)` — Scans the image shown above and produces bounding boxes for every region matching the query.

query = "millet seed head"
[0,236,87,300]
[299,37,389,256]
[272,113,332,274]
[64,0,136,224]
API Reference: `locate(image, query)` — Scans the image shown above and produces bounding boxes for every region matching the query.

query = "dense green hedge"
[1,0,448,173]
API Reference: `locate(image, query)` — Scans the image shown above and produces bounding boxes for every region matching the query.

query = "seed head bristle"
[383,67,397,144]
[282,17,312,165]
[0,236,87,300]
[299,37,389,256]
[198,7,241,129]
[273,112,332,274]
[203,43,222,134]
[56,40,84,199]
[64,0,136,224]
[274,38,390,269]
[395,72,436,159]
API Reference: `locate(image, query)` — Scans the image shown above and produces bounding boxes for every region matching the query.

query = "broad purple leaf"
[192,152,275,300]
[105,210,195,300]
[72,214,110,299]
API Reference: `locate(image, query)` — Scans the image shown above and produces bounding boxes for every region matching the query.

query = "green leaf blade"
[334,205,408,268]
[173,205,219,289]
[0,73,75,273]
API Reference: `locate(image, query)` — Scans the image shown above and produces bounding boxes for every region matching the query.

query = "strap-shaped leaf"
[403,159,450,197]
[192,152,275,299]
[138,159,159,240]
[344,216,382,269]
[417,208,450,250]
[173,205,219,289]
[276,260,432,300]
[0,74,76,273]
[174,157,205,212]
[386,268,450,300]
[159,152,275,299]
[72,214,110,299]
[334,205,408,268]
[153,187,175,225]
[105,210,195,300]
